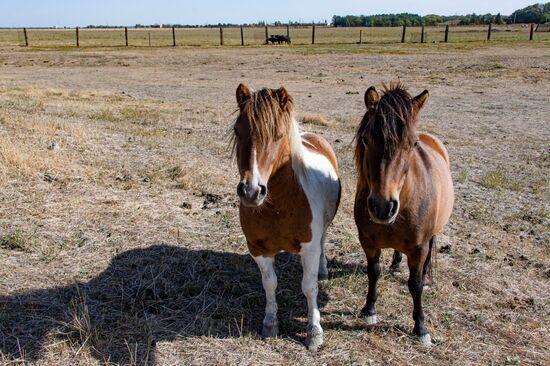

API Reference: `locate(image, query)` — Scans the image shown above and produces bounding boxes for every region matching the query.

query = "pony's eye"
[414,140,419,147]
[274,133,283,141]
[361,135,368,147]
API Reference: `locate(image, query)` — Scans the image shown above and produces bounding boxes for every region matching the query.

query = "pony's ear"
[413,90,429,110]
[276,87,290,110]
[236,83,252,110]
[365,87,380,112]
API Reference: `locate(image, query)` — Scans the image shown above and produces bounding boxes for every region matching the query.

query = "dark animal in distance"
[267,35,291,44]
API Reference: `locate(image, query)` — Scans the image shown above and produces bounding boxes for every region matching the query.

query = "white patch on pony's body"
[287,118,340,350]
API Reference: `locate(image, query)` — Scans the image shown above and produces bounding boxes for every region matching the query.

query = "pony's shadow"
[0,244,365,364]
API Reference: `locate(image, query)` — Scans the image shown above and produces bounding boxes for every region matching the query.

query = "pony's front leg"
[407,245,432,346]
[361,247,381,325]
[253,255,279,338]
[300,241,323,350]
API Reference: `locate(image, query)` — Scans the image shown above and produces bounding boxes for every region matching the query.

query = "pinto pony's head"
[232,83,294,207]
[355,82,429,224]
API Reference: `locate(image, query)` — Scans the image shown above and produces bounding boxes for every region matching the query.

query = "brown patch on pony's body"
[241,132,341,257]
[240,151,313,257]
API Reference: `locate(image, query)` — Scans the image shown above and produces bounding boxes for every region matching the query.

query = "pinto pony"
[354,83,454,346]
[232,84,340,350]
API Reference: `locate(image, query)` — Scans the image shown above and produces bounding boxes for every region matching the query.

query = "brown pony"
[354,83,454,346]
[232,84,340,350]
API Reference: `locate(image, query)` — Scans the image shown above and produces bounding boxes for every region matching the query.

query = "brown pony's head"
[233,83,294,207]
[355,82,428,224]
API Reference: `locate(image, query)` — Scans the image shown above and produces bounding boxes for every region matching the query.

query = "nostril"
[389,198,399,217]
[237,182,245,197]
[259,184,267,196]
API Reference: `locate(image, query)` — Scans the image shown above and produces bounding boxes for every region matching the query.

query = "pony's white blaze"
[250,147,262,187]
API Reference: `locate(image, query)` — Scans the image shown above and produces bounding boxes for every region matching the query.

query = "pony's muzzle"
[367,195,399,224]
[237,181,267,206]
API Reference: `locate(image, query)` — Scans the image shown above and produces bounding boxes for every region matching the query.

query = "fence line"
[4,24,547,48]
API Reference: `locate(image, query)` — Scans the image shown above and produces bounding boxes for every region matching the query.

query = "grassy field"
[0,40,549,365]
[0,25,549,47]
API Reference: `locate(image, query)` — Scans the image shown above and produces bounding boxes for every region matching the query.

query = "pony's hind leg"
[300,241,323,350]
[389,250,403,273]
[253,255,279,338]
[361,247,381,325]
[407,245,432,346]
[318,232,329,281]
[422,236,436,288]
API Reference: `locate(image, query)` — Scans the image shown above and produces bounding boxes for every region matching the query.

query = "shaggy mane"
[354,82,418,174]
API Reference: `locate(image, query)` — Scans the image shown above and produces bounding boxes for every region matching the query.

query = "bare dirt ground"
[0,43,549,365]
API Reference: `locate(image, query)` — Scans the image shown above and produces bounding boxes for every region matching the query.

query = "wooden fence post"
[76,27,79,47]
[359,29,362,44]
[421,26,425,43]
[286,24,290,37]
[401,25,406,43]
[312,25,315,44]
[265,26,268,44]
[444,25,449,43]
[172,27,176,46]
[240,26,244,46]
[529,23,534,40]
[148,32,151,46]
[219,27,224,46]
[487,23,492,41]
[23,28,28,46]
[124,27,128,46]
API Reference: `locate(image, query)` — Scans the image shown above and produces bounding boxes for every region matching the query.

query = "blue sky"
[0,1,538,27]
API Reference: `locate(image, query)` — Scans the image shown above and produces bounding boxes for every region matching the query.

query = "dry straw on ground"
[0,42,549,365]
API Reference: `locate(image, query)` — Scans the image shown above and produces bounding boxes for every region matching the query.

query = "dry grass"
[300,114,334,127]
[480,169,521,191]
[0,44,549,365]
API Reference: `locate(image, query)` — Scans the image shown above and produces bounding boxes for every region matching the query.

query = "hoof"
[318,272,329,281]
[261,321,279,338]
[365,314,377,325]
[418,333,432,347]
[305,325,323,351]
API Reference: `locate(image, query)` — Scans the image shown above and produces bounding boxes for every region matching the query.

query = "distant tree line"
[332,2,549,27]
[509,3,550,23]
[84,21,328,29]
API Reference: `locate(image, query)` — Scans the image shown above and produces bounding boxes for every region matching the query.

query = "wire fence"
[0,24,548,48]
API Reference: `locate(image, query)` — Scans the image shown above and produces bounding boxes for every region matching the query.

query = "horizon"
[0,1,541,27]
